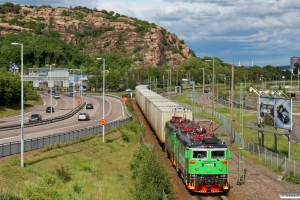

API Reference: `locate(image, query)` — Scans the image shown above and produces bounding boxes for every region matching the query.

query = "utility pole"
[231,61,235,143]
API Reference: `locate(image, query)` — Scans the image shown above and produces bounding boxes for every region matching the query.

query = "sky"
[6,0,300,67]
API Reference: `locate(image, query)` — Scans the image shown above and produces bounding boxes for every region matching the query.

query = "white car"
[54,94,60,99]
[125,88,132,92]
[78,113,90,121]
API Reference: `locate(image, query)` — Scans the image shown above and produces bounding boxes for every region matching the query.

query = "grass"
[1,88,300,198]
[171,91,300,163]
[0,132,138,199]
[0,98,144,199]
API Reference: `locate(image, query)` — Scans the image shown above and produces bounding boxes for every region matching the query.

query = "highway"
[0,92,127,144]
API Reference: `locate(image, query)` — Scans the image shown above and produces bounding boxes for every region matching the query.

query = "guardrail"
[0,102,86,131]
[0,95,132,158]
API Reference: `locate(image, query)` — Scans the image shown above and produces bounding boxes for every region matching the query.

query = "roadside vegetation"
[0,98,174,199]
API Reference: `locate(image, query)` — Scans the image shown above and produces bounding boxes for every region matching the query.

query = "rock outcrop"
[0,6,195,67]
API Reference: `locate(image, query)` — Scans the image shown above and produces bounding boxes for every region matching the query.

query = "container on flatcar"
[135,85,193,143]
[152,106,192,143]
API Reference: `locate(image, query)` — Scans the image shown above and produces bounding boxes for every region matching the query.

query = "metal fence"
[0,94,132,158]
[176,101,300,176]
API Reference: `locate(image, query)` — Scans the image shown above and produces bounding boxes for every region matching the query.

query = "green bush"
[22,182,62,200]
[73,182,82,194]
[284,171,300,184]
[55,166,71,182]
[130,145,173,200]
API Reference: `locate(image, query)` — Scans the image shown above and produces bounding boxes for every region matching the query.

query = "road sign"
[100,118,106,125]
[79,86,83,91]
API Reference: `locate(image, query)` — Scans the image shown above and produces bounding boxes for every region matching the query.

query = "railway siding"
[197,118,300,200]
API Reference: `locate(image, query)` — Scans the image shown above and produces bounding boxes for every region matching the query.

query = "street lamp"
[97,58,105,143]
[224,61,235,144]
[225,75,230,106]
[11,42,24,167]
[198,68,205,112]
[259,76,266,90]
[276,74,283,90]
[46,64,55,115]
[205,58,215,133]
[243,74,248,88]
[69,68,82,109]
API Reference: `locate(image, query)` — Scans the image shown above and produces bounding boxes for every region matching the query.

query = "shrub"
[130,144,174,200]
[22,182,62,200]
[121,133,130,142]
[284,171,300,184]
[73,182,82,194]
[55,166,71,182]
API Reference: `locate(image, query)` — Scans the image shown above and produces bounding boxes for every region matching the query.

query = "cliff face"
[0,6,195,67]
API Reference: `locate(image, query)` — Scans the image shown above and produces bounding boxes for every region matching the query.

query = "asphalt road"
[0,92,127,144]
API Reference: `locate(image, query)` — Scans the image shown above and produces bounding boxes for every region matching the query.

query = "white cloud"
[6,0,300,66]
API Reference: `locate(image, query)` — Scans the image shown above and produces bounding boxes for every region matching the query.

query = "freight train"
[135,85,231,194]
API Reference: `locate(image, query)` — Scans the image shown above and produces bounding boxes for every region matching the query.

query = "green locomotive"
[165,116,231,194]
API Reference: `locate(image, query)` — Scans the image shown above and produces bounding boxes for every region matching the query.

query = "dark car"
[29,114,42,123]
[204,90,208,93]
[86,103,93,109]
[46,106,54,113]
[78,113,90,121]
[115,88,124,92]
[276,105,289,123]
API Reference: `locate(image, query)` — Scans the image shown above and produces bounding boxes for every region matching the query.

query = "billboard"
[258,97,292,130]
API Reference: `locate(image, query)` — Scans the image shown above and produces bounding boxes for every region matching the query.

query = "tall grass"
[0,99,145,199]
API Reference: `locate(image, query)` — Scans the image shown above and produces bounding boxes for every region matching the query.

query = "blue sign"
[74,75,78,81]
[79,86,83,91]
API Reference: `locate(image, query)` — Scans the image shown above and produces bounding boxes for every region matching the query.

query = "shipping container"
[135,85,193,143]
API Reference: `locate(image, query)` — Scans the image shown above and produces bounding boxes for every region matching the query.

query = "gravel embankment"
[199,119,300,200]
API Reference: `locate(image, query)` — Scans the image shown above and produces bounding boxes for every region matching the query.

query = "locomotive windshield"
[193,150,207,159]
[211,150,225,159]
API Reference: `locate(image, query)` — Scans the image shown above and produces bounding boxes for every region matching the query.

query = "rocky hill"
[0,4,195,67]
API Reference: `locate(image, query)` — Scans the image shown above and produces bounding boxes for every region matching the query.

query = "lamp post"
[291,69,293,91]
[259,76,266,90]
[198,68,205,112]
[205,58,215,133]
[46,64,55,114]
[97,58,105,143]
[276,74,283,90]
[165,70,171,98]
[11,42,24,167]
[69,68,82,109]
[224,61,235,143]
[243,74,248,89]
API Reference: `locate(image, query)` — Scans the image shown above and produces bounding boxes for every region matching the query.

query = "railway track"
[197,194,228,200]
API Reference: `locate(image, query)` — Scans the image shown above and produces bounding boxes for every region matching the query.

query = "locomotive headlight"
[219,167,223,171]
[195,167,199,171]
